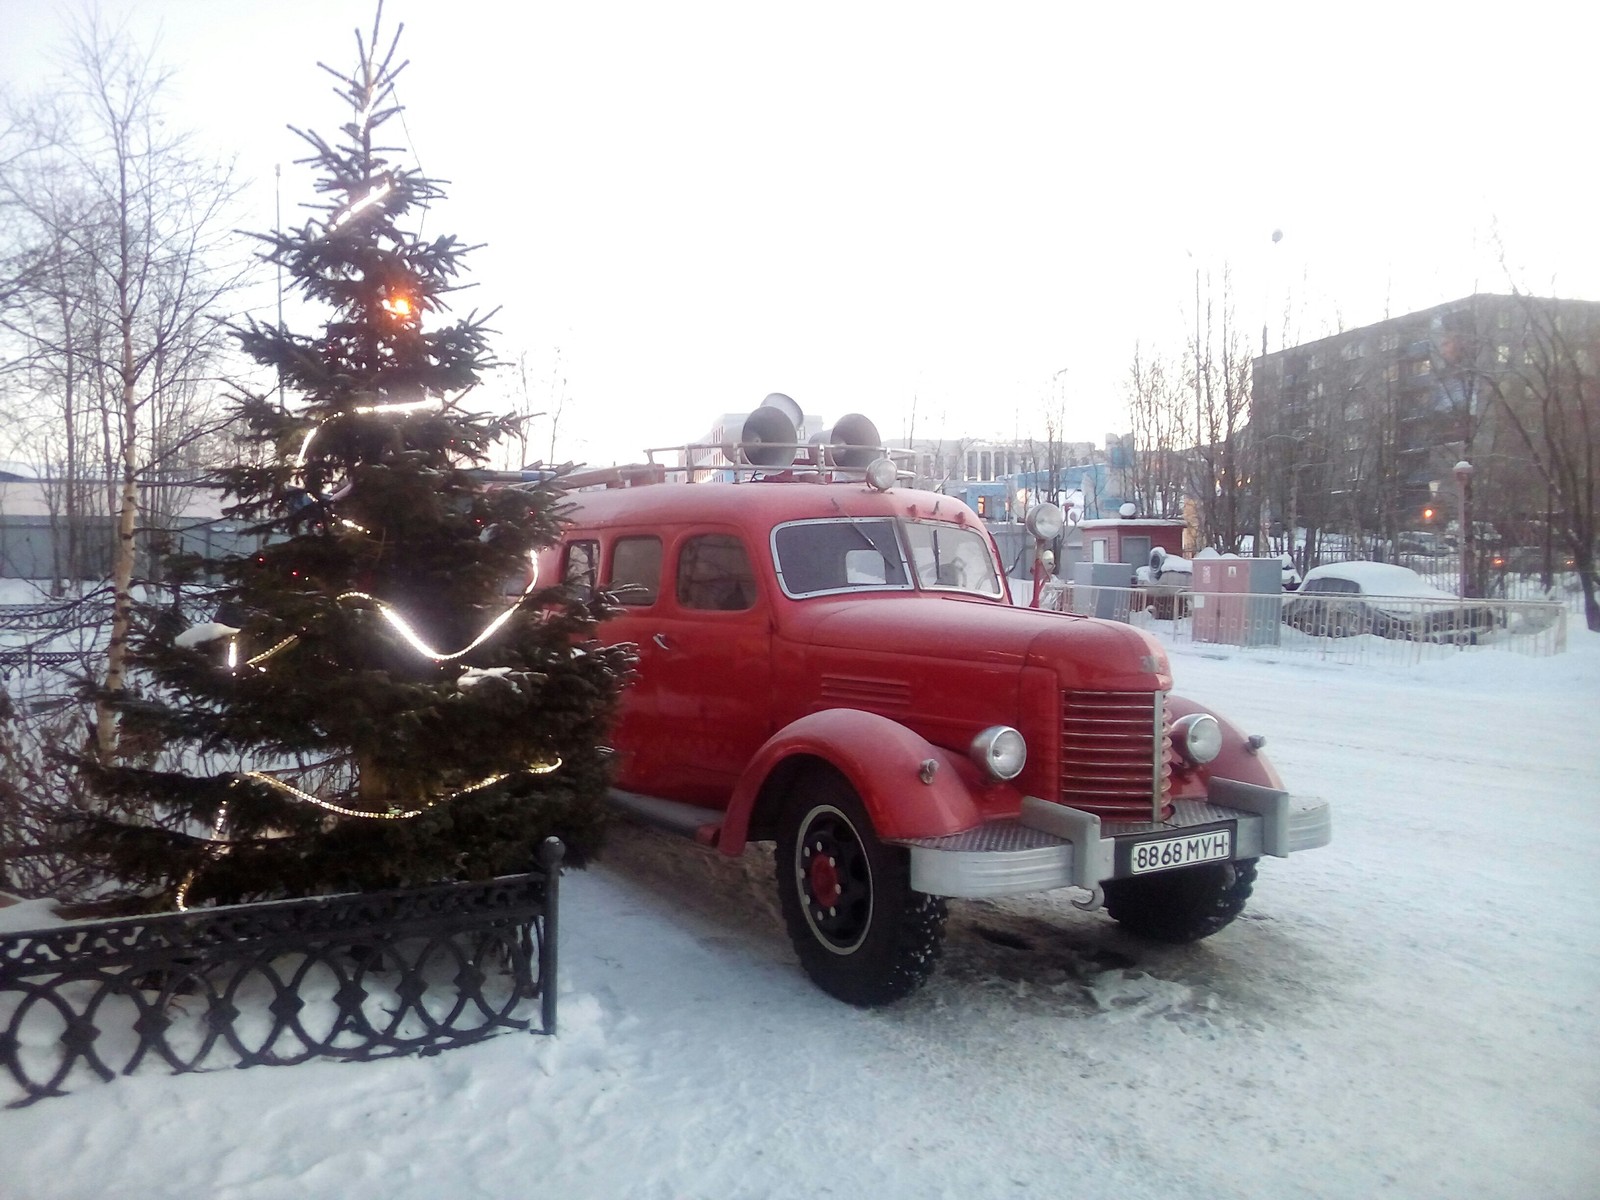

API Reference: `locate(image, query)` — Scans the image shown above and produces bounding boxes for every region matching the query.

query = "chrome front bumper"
[893,779,1332,900]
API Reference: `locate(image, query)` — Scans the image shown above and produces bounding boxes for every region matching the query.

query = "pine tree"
[68,10,629,910]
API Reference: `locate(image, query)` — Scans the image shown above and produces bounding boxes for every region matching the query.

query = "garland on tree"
[67,8,631,911]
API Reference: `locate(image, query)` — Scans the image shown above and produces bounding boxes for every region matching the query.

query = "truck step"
[607,789,725,844]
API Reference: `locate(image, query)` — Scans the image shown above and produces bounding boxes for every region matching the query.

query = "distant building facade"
[1250,292,1600,543]
[0,480,242,580]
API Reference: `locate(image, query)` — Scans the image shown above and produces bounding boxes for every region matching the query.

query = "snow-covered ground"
[5,628,1599,1200]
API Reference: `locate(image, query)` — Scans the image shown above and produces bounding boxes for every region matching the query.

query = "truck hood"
[785,595,1172,693]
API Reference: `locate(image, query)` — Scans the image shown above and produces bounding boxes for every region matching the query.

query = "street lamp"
[1453,460,1474,598]
[1264,228,1284,355]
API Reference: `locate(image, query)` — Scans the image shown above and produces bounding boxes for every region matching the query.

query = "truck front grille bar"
[1059,690,1170,821]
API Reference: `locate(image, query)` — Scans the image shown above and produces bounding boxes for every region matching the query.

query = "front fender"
[1167,693,1284,790]
[716,709,992,854]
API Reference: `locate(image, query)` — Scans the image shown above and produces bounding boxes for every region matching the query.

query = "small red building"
[1077,517,1188,571]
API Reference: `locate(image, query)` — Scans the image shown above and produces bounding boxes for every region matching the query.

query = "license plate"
[1127,827,1233,875]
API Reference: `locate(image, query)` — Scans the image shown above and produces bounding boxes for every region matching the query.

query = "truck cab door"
[647,529,773,805]
[593,527,772,806]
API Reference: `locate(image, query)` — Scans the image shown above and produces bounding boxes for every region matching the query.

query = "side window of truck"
[563,540,599,599]
[610,536,663,606]
[677,534,756,611]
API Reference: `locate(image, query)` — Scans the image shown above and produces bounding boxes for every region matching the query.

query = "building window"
[1340,341,1365,361]
[1380,333,1400,352]
[1384,363,1400,382]
[1308,352,1323,370]
[1408,360,1431,377]
[1495,344,1511,364]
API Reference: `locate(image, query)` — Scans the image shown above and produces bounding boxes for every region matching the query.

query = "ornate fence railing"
[0,839,563,1107]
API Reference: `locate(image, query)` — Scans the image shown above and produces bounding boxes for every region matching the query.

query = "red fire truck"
[537,397,1331,1006]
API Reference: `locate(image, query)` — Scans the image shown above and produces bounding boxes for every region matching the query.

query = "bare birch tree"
[1122,342,1188,518]
[1185,268,1254,552]
[0,14,247,761]
[1479,296,1600,629]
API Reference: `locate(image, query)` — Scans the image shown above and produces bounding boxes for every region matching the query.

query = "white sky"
[3,0,1596,467]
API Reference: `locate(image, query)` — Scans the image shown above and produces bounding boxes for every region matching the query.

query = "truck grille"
[1059,690,1171,820]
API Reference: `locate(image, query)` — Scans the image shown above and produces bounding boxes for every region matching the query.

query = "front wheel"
[1101,859,1258,943]
[774,768,947,1006]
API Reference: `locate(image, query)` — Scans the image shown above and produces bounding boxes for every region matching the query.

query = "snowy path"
[5,636,1599,1199]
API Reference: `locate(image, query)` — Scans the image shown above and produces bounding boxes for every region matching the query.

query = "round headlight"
[1024,503,1066,540]
[1173,713,1223,765]
[865,457,898,491]
[970,725,1027,781]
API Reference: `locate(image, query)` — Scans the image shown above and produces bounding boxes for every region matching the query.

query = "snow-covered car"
[1282,562,1495,641]
[1396,531,1449,557]
[1133,548,1191,618]
[1491,545,1575,575]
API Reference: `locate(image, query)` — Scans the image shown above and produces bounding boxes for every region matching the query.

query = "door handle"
[652,633,671,651]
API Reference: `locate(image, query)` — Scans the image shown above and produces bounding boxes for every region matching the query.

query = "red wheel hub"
[808,853,842,908]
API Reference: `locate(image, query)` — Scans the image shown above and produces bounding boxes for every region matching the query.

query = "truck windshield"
[771,519,912,597]
[902,520,1004,597]
[770,517,1002,599]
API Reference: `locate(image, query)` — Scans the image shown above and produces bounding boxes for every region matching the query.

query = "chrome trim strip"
[1152,691,1166,822]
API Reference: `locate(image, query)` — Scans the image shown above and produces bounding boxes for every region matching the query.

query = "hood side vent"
[819,675,913,709]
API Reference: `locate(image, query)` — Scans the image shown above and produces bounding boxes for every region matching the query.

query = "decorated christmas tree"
[69,12,629,910]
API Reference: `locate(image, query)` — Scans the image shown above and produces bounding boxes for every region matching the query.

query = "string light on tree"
[326,178,393,232]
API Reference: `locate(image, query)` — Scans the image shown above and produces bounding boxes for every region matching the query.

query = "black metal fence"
[0,839,563,1107]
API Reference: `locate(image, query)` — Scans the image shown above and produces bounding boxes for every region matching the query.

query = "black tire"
[774,767,947,1006]
[1102,859,1258,944]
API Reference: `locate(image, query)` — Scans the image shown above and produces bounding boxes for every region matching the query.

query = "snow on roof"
[1077,517,1187,529]
[1301,560,1457,599]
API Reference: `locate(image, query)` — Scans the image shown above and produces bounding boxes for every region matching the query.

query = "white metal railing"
[1295,546,1588,617]
[1037,582,1567,663]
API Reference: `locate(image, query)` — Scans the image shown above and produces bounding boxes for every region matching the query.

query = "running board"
[608,788,725,843]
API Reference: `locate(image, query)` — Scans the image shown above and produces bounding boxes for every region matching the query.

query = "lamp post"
[1453,460,1474,598]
